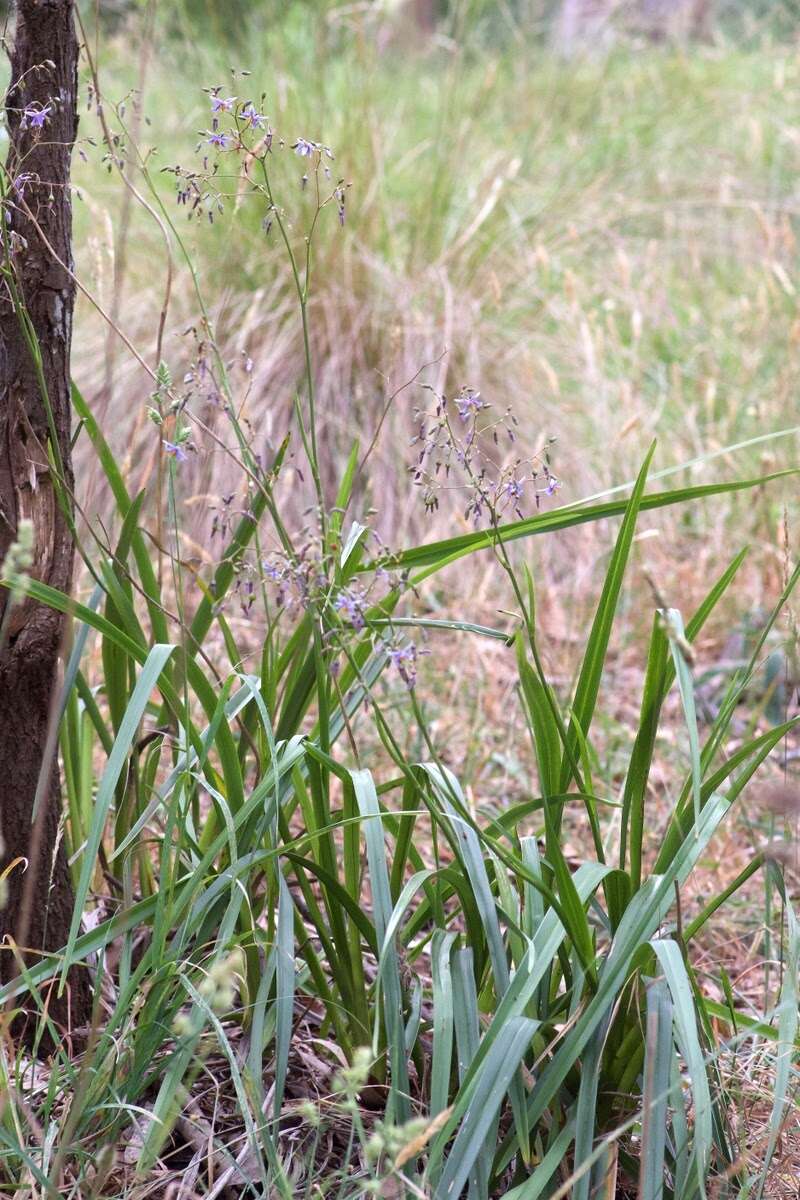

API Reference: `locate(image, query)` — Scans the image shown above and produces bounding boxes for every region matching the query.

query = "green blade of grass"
[111,676,254,863]
[558,444,655,795]
[372,616,513,642]
[420,763,511,994]
[501,1117,577,1200]
[651,940,712,1199]
[572,1012,612,1200]
[755,897,799,1199]
[351,767,411,1124]
[663,609,703,831]
[435,1016,538,1200]
[638,977,674,1200]
[71,381,171,645]
[431,928,459,1118]
[395,469,796,577]
[273,872,296,1121]
[246,938,278,1109]
[430,863,610,1186]
[517,638,562,798]
[60,643,176,991]
[622,547,749,891]
[449,946,485,1197]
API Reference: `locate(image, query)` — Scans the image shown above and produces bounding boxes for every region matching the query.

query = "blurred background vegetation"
[71,0,800,618]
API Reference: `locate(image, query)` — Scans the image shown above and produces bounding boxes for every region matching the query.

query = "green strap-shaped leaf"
[638,977,674,1200]
[663,608,703,830]
[351,768,411,1123]
[60,643,176,990]
[436,1016,538,1200]
[431,928,459,1118]
[572,1009,613,1200]
[559,444,654,795]
[651,939,711,1200]
[501,1116,576,1200]
[273,872,296,1120]
[755,898,799,1199]
[395,468,795,577]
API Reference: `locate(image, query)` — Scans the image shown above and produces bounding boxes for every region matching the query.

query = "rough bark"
[0,0,90,1045]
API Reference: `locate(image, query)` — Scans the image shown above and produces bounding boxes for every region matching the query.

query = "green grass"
[1,5,799,1197]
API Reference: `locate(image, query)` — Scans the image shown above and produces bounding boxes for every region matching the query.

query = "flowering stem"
[256,155,326,537]
[123,136,299,564]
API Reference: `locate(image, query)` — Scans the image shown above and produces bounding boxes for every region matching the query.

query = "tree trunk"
[0,0,90,1045]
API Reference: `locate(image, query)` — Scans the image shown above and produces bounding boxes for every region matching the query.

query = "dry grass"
[70,19,799,572]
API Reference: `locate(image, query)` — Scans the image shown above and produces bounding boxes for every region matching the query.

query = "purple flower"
[22,104,52,130]
[545,476,561,496]
[454,388,486,421]
[206,130,231,150]
[12,173,34,198]
[211,95,236,114]
[334,589,366,630]
[240,103,265,129]
[502,477,523,503]
[293,138,316,158]
[262,561,284,583]
[387,642,419,688]
[164,440,188,463]
[387,644,414,668]
[238,576,256,614]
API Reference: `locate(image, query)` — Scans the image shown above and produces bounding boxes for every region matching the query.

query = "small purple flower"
[262,561,284,583]
[164,440,188,463]
[210,95,236,114]
[293,138,316,158]
[545,476,561,496]
[12,173,34,198]
[238,576,256,614]
[387,642,420,688]
[387,644,414,668]
[334,588,366,630]
[206,130,231,150]
[240,103,265,129]
[454,388,486,421]
[22,103,52,130]
[503,477,523,503]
